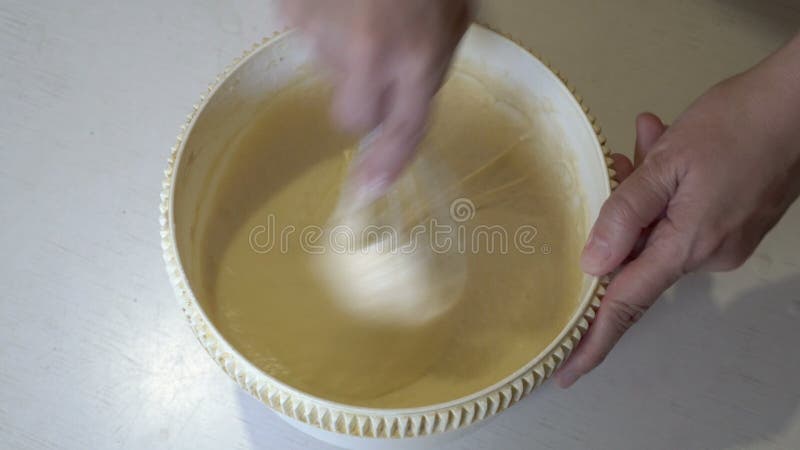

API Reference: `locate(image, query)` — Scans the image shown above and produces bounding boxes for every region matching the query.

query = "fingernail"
[581,231,611,275]
[557,369,580,388]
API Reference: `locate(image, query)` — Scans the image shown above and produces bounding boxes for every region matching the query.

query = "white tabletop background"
[2,1,799,449]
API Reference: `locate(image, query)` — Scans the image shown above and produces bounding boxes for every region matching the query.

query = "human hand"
[282,0,471,199]
[556,35,800,388]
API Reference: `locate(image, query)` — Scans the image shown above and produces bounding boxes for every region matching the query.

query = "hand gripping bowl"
[161,24,614,449]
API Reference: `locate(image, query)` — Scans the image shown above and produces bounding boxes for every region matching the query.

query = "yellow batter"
[202,69,585,408]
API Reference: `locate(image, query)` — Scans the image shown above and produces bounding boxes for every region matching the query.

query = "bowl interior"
[171,26,608,410]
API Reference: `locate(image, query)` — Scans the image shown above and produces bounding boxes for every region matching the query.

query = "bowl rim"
[160,22,614,439]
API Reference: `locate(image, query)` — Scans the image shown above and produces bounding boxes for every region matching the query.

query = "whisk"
[314,131,468,327]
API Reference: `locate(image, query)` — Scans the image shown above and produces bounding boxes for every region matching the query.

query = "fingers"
[609,113,666,185]
[618,113,669,262]
[556,223,686,388]
[352,78,431,201]
[285,0,465,203]
[332,59,389,134]
[610,153,634,182]
[609,111,666,183]
[556,112,677,387]
[330,13,393,133]
[581,116,673,276]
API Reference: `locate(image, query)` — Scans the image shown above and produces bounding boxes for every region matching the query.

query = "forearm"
[748,32,800,139]
[765,32,800,86]
[747,32,800,207]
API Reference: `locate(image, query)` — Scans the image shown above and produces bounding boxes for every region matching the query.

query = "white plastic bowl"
[161,24,613,449]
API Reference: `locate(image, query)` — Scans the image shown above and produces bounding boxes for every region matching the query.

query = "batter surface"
[203,69,585,408]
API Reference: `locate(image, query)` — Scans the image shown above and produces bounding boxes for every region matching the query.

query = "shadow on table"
[634,272,800,449]
[494,272,800,450]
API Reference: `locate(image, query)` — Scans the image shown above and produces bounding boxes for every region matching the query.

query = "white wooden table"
[2,1,799,449]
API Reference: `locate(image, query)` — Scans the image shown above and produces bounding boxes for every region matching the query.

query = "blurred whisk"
[314,130,467,327]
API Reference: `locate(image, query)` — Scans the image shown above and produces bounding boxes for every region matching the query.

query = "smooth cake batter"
[202,68,585,408]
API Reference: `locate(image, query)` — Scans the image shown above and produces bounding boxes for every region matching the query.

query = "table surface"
[2,1,800,449]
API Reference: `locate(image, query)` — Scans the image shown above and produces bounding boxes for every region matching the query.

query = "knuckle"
[645,144,673,168]
[640,160,675,201]
[606,298,649,334]
[583,350,609,372]
[646,137,682,165]
[640,151,681,197]
[605,193,645,228]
